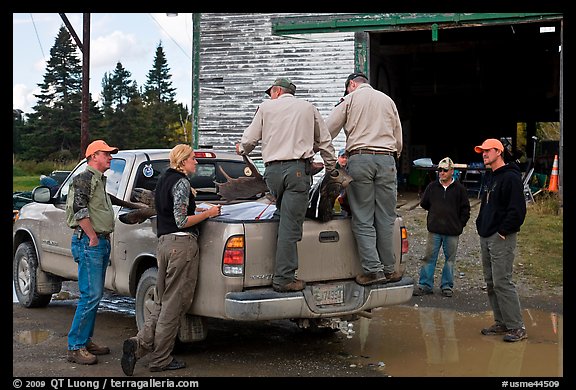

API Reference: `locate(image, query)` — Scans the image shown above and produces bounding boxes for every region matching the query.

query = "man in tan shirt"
[236,77,336,292]
[326,72,403,285]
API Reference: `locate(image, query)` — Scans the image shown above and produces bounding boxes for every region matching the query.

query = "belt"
[74,227,110,240]
[265,158,307,167]
[348,149,396,157]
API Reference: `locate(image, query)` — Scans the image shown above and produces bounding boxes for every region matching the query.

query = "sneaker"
[481,323,508,335]
[355,271,387,286]
[67,347,97,365]
[273,279,306,292]
[384,271,402,283]
[86,341,110,355]
[413,286,433,296]
[441,289,453,297]
[503,327,528,342]
[149,358,186,372]
[121,337,138,376]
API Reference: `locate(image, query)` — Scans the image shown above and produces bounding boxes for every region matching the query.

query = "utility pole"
[59,13,90,158]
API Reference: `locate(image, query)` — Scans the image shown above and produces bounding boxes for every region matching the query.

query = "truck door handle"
[319,231,339,243]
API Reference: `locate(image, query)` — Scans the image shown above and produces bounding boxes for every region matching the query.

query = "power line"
[148,13,191,61]
[30,13,46,60]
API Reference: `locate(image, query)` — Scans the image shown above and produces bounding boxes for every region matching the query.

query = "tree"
[139,42,188,147]
[22,26,83,161]
[13,109,25,157]
[143,42,176,105]
[101,62,139,113]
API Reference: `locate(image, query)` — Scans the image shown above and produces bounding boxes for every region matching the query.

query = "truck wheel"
[135,267,158,331]
[134,267,207,344]
[13,242,52,308]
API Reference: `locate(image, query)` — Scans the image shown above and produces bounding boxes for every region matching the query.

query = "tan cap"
[85,140,119,158]
[438,157,454,170]
[474,138,504,153]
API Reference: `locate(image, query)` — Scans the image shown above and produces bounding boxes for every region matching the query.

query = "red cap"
[474,138,504,153]
[85,140,119,157]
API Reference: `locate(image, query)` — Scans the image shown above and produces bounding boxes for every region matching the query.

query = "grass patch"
[517,193,563,287]
[13,176,41,192]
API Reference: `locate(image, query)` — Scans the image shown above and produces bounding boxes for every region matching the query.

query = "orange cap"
[474,138,504,153]
[85,140,119,158]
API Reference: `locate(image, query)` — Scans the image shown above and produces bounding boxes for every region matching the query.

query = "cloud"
[13,84,38,112]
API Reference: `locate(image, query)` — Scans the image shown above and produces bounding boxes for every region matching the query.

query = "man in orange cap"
[474,138,527,342]
[65,140,118,365]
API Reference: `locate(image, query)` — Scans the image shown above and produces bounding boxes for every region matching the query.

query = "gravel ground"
[396,192,563,315]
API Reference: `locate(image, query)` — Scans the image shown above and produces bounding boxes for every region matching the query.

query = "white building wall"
[197,13,354,155]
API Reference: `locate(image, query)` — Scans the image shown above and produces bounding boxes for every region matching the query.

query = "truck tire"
[13,242,52,308]
[134,267,208,343]
[135,267,158,331]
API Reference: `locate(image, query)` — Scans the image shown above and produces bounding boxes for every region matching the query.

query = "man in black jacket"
[413,157,470,298]
[475,138,527,342]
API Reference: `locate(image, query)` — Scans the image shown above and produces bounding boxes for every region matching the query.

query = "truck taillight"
[223,235,244,276]
[401,226,409,254]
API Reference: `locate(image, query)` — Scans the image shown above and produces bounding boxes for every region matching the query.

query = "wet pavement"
[340,305,562,377]
[13,282,562,377]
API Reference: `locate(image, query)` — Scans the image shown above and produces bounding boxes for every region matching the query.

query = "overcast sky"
[13,13,194,114]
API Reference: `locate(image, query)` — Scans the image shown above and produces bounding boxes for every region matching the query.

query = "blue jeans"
[68,234,110,350]
[418,232,460,291]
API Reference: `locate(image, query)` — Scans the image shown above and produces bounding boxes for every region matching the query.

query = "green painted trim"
[192,13,201,149]
[271,13,563,35]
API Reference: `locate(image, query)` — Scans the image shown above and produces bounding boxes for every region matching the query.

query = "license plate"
[313,284,344,305]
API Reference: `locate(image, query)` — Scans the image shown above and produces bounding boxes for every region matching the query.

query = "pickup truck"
[13,149,413,342]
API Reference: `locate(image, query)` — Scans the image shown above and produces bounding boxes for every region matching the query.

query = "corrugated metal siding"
[197,13,353,155]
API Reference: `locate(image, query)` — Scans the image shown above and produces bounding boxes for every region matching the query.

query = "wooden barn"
[192,13,563,194]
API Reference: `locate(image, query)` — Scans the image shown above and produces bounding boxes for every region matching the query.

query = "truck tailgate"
[242,217,361,288]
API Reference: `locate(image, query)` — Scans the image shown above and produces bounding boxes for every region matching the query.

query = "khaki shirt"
[66,165,115,234]
[239,94,337,171]
[326,83,403,157]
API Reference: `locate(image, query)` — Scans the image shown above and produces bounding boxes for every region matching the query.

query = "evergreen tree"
[143,42,176,105]
[22,26,83,161]
[101,62,139,112]
[13,109,25,156]
[140,42,187,147]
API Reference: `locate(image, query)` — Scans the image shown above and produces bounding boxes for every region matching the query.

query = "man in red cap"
[65,140,118,364]
[474,138,527,342]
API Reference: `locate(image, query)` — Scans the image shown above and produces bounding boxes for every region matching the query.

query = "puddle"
[15,329,51,345]
[340,305,563,377]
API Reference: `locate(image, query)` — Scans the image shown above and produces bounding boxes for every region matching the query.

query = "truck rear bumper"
[224,276,414,321]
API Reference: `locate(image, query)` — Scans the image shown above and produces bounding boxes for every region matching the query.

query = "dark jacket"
[475,163,526,238]
[420,178,471,236]
[155,168,198,237]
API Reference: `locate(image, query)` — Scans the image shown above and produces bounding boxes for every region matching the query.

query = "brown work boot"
[86,341,110,355]
[273,279,306,292]
[384,271,402,283]
[67,347,97,365]
[355,271,387,286]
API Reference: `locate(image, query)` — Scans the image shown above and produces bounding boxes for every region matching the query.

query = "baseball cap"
[85,140,119,158]
[338,148,346,157]
[438,157,454,170]
[474,138,504,153]
[265,78,296,96]
[344,72,368,96]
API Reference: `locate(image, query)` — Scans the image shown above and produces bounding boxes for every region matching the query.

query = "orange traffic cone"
[548,154,559,192]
